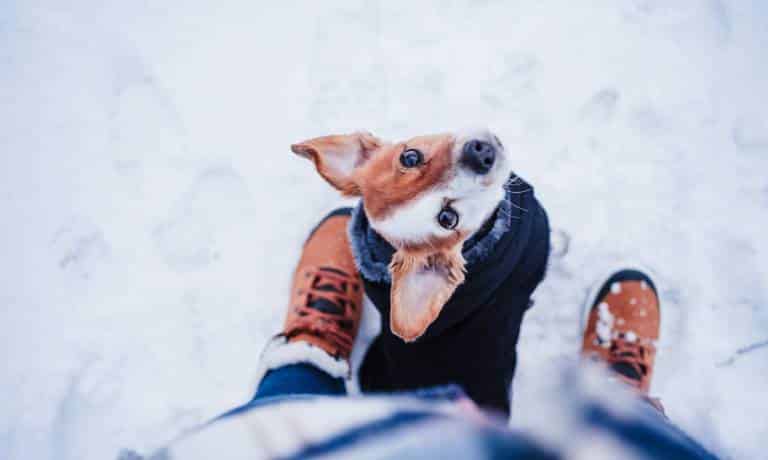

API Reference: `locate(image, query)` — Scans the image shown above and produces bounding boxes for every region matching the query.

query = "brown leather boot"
[581,269,661,404]
[283,210,363,362]
[257,210,364,381]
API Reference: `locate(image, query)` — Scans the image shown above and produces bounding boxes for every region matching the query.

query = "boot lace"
[285,267,360,358]
[609,337,651,388]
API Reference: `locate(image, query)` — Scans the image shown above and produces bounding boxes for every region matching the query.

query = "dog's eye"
[437,207,459,230]
[400,149,424,168]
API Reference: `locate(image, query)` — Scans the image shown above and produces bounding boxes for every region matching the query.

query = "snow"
[1,1,767,459]
[597,302,615,346]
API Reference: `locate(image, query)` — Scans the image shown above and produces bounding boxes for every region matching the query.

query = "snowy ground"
[2,1,767,459]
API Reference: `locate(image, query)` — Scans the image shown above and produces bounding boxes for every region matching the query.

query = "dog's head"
[292,129,512,342]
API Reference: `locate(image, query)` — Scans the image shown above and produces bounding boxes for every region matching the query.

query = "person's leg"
[254,364,345,398]
[219,362,346,421]
[580,268,717,458]
[249,208,362,401]
[580,395,718,459]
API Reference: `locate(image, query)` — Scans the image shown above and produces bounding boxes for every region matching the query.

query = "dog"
[292,129,550,413]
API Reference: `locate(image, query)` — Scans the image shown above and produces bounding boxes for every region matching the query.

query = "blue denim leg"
[582,398,718,459]
[213,363,346,421]
[253,363,346,399]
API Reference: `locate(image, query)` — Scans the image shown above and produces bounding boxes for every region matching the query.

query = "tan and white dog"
[291,129,513,342]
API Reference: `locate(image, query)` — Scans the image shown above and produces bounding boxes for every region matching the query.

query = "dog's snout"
[461,139,496,175]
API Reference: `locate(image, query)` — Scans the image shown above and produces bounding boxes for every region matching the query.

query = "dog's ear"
[388,248,466,342]
[291,132,382,196]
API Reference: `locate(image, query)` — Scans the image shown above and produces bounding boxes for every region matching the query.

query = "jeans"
[209,363,718,460]
[255,364,346,398]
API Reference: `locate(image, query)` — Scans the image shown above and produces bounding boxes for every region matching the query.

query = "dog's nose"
[460,139,496,175]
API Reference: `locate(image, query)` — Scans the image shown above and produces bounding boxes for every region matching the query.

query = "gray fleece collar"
[348,175,524,283]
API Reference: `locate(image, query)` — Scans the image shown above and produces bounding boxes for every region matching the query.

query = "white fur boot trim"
[253,336,350,386]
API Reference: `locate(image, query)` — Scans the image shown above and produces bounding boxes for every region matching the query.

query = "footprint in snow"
[153,166,255,271]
